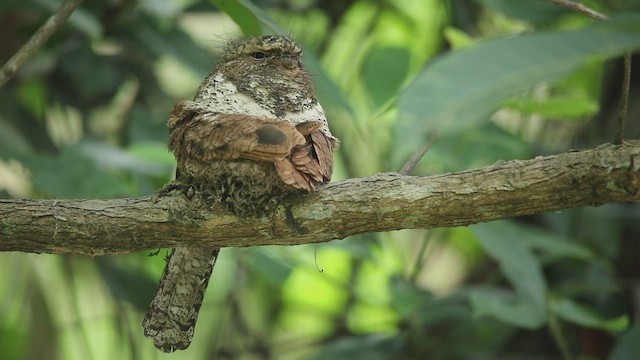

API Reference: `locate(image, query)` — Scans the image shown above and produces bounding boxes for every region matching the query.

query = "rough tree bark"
[1,141,639,256]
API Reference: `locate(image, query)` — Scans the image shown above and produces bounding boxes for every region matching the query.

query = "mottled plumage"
[143,35,338,352]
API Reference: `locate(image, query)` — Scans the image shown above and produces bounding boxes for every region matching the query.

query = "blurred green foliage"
[1,0,640,359]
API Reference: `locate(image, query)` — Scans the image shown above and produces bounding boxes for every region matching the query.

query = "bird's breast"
[197,73,327,125]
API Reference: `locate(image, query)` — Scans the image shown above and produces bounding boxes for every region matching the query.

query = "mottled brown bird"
[142,35,338,352]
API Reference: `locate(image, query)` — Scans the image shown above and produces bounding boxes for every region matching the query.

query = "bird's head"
[218,35,305,73]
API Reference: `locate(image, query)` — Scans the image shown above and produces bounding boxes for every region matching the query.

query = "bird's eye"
[251,51,267,59]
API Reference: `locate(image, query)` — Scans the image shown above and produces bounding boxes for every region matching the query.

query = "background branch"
[1,141,639,256]
[615,52,632,144]
[0,0,84,87]
[548,0,608,20]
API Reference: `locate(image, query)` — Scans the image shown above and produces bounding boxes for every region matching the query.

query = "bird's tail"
[143,246,219,352]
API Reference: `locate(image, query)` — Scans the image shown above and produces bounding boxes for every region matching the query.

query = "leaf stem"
[548,303,574,360]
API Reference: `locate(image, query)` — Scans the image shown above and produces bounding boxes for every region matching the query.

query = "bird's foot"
[285,205,307,235]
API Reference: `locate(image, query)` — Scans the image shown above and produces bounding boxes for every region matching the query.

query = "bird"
[142,35,339,352]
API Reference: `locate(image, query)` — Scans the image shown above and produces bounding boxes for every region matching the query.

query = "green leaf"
[313,334,405,360]
[363,47,411,107]
[389,276,432,318]
[236,0,284,34]
[134,24,211,77]
[610,322,640,360]
[26,143,131,198]
[58,44,123,101]
[469,288,547,329]
[517,225,596,262]
[394,15,640,163]
[414,122,531,172]
[474,219,596,262]
[502,96,599,119]
[476,0,569,24]
[77,141,171,176]
[211,0,287,36]
[471,221,547,310]
[550,296,629,333]
[96,257,158,312]
[210,0,261,36]
[245,248,293,285]
[126,141,175,166]
[303,49,355,119]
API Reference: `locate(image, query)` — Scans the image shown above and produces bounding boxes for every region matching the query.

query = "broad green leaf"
[471,221,547,310]
[26,144,131,198]
[313,334,405,360]
[126,141,174,166]
[235,0,284,34]
[550,296,629,333]
[389,276,432,318]
[474,219,596,262]
[420,122,531,172]
[363,47,411,107]
[245,248,293,285]
[395,15,640,163]
[469,288,546,329]
[58,44,123,101]
[476,0,570,24]
[610,322,640,360]
[303,49,355,119]
[502,96,599,119]
[476,219,596,262]
[96,258,158,312]
[77,141,171,176]
[211,0,287,36]
[134,24,212,78]
[516,225,597,262]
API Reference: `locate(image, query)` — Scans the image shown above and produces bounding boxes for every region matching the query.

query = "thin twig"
[314,246,323,273]
[0,0,84,87]
[399,132,438,175]
[547,1,632,145]
[614,52,631,145]
[548,0,608,20]
[547,305,574,360]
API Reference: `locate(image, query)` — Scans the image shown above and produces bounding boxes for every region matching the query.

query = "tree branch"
[1,141,639,256]
[0,0,84,87]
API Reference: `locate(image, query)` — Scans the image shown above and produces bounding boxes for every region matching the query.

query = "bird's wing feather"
[169,99,336,191]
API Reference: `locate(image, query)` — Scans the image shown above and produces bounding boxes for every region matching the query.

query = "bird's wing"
[168,100,336,191]
[274,124,337,191]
